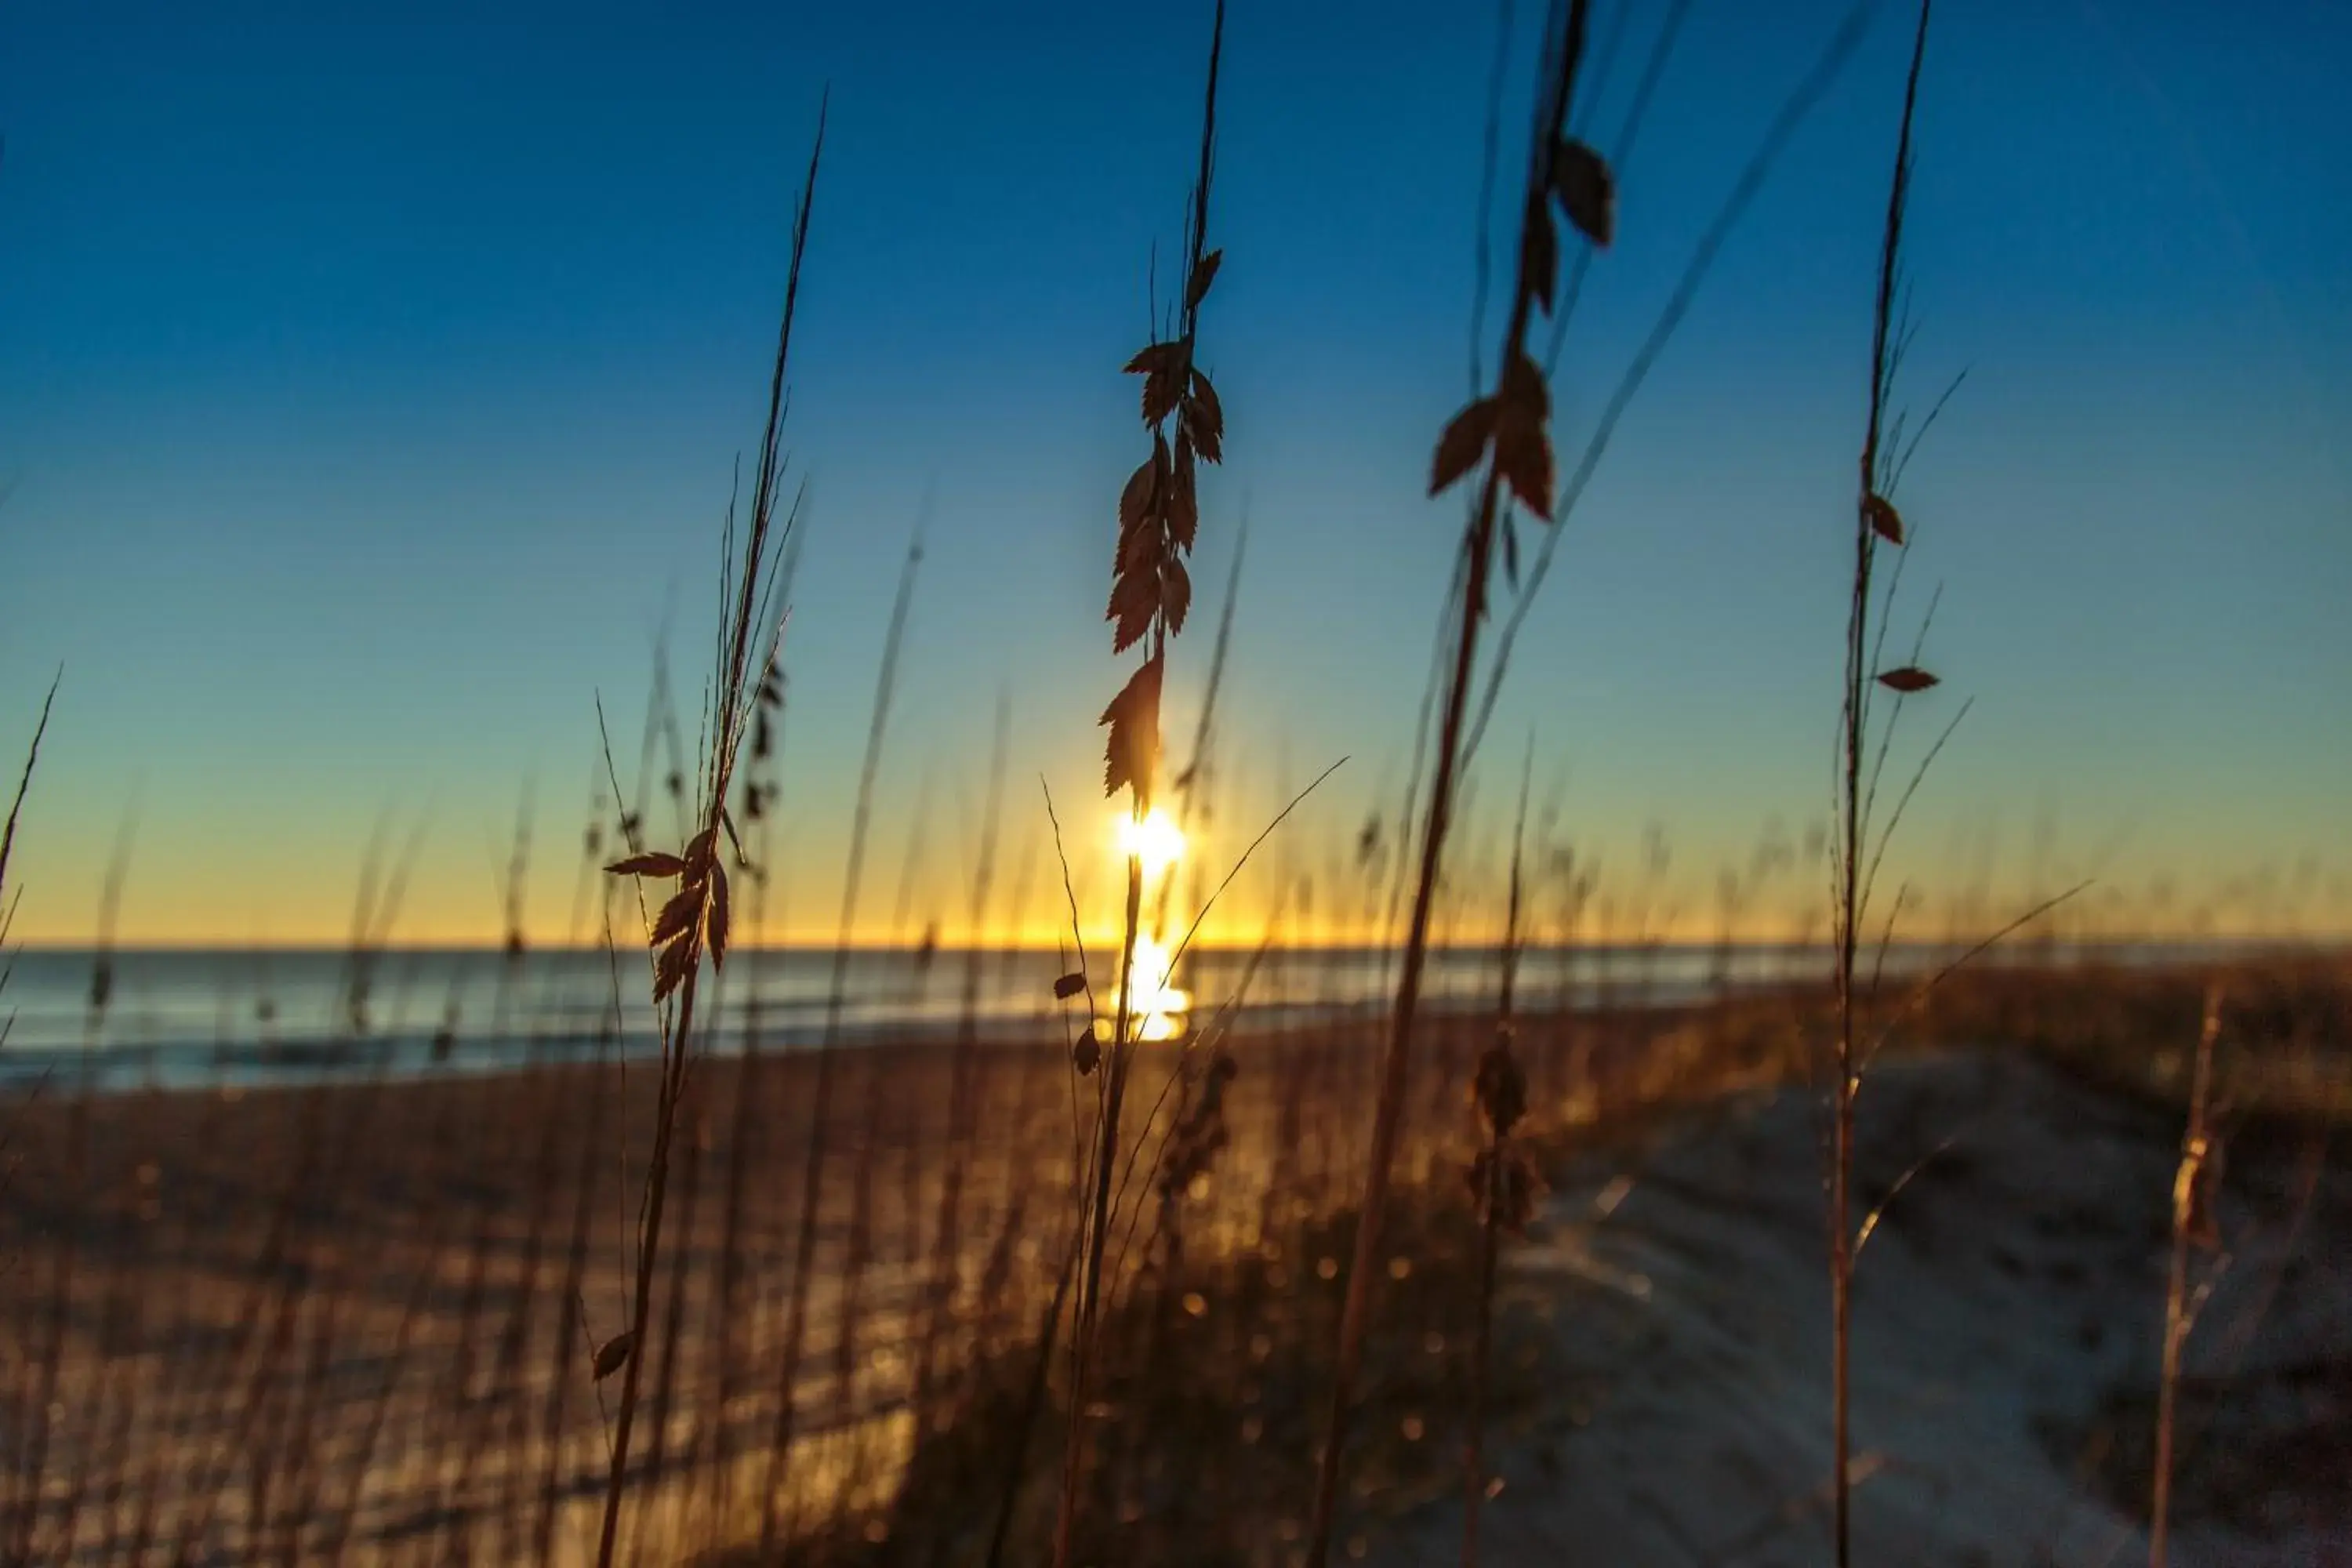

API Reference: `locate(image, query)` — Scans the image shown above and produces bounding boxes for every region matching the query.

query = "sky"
[1,0,2347,948]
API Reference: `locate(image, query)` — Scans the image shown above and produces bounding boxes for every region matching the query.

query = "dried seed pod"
[1864,492,1905,544]
[608,851,687,879]
[1473,1041,1528,1138]
[1549,136,1616,247]
[593,1329,637,1381]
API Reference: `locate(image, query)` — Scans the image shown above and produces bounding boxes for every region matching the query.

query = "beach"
[2,959,2343,1564]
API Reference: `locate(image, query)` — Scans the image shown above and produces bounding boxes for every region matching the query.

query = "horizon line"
[9,931,2347,956]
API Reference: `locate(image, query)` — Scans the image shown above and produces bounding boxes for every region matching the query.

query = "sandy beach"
[0,997,1626,1564]
[1,964,2343,1565]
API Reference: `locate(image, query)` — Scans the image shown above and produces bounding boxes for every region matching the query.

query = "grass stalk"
[2151,987,2223,1568]
[1305,4,1601,1557]
[915,692,1013,1436]
[1053,5,1229,1558]
[759,513,921,1547]
[593,103,821,1566]
[1831,9,1932,1561]
[1461,739,1533,1566]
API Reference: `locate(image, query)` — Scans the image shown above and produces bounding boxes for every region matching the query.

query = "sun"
[1116,807,1187,880]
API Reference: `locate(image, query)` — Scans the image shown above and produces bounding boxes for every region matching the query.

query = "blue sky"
[2,0,2347,945]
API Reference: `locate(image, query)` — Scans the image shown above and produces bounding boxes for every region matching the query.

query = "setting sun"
[1116,807,1187,880]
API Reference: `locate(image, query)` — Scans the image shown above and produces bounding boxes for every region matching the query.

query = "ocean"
[0,937,2255,1094]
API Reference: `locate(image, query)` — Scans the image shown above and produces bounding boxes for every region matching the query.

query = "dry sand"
[1374,1051,2351,1567]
